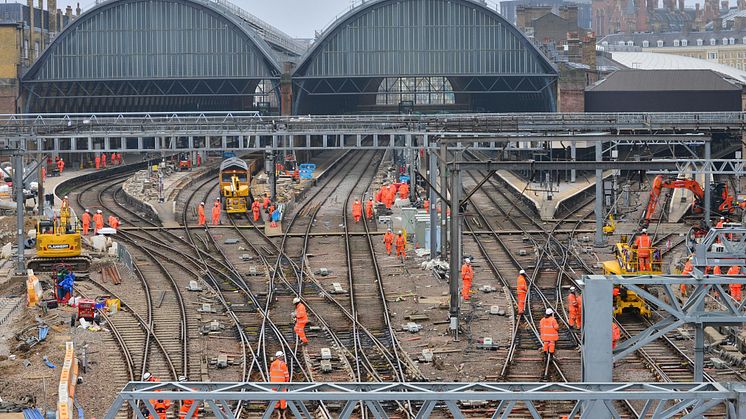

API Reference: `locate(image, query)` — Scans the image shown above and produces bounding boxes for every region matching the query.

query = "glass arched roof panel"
[294,0,557,78]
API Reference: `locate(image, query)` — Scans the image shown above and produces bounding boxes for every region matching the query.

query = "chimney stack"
[75,2,80,16]
[27,0,34,60]
[582,32,597,70]
[65,4,72,17]
[739,0,746,10]
[48,0,56,33]
[736,15,746,29]
[714,17,723,30]
[722,0,729,9]
[679,0,685,10]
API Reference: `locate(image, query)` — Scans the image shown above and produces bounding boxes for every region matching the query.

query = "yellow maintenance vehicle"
[601,235,663,317]
[27,200,91,273]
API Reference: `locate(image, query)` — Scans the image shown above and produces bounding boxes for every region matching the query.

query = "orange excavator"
[642,175,736,227]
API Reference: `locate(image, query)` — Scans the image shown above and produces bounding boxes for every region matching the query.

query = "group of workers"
[95,153,124,170]
[374,182,410,210]
[678,216,744,301]
[141,372,201,419]
[80,208,118,235]
[197,199,222,226]
[382,229,407,258]
[251,194,277,223]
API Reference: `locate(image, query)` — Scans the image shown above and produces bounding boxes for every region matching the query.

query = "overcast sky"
[54,0,356,38]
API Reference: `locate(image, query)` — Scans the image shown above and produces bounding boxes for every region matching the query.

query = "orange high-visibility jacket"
[539,316,559,342]
[269,359,289,383]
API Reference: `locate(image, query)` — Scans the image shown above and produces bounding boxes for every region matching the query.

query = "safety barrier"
[56,342,79,419]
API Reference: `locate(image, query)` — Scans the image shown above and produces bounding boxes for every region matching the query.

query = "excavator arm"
[643,175,705,226]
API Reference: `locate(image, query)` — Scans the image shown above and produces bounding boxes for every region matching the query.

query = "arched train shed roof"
[293,0,557,79]
[23,0,282,82]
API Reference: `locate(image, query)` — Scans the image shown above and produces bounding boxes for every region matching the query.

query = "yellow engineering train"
[219,157,255,213]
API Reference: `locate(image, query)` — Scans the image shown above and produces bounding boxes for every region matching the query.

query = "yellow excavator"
[27,200,91,272]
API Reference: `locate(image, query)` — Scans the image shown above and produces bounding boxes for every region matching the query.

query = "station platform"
[496,170,612,220]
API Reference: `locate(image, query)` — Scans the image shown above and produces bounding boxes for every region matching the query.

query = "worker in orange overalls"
[56,158,65,175]
[211,199,221,225]
[292,297,308,344]
[177,376,200,419]
[612,322,621,350]
[270,351,290,419]
[423,199,430,213]
[263,193,270,210]
[365,198,374,220]
[681,256,694,296]
[634,228,652,272]
[461,258,474,301]
[197,202,206,225]
[381,186,392,209]
[567,286,582,330]
[383,229,394,255]
[375,186,384,203]
[728,265,742,301]
[110,216,120,230]
[101,153,107,168]
[516,269,528,315]
[142,372,169,419]
[716,216,725,229]
[352,199,362,223]
[93,210,104,234]
[395,230,406,258]
[252,200,262,222]
[41,166,46,181]
[110,153,116,166]
[81,209,91,235]
[539,308,559,356]
[95,155,101,169]
[399,182,409,200]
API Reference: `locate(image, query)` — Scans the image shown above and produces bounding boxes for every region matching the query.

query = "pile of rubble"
[122,168,171,204]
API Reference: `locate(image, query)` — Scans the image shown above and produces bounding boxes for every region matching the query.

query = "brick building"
[0,1,74,112]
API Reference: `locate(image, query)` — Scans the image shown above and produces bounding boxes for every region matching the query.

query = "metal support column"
[570,141,577,183]
[695,295,705,382]
[266,146,276,202]
[37,159,44,215]
[409,137,417,202]
[429,150,438,259]
[582,275,613,419]
[594,142,605,247]
[14,153,25,275]
[440,143,448,260]
[704,141,712,225]
[448,164,461,339]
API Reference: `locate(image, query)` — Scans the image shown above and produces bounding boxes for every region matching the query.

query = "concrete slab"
[496,170,613,220]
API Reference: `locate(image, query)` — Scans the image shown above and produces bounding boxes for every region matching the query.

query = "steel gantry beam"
[1,112,746,155]
[105,381,745,419]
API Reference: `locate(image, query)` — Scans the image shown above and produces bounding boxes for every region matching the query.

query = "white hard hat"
[142,372,151,380]
[387,228,391,231]
[292,297,301,304]
[642,228,647,233]
[464,258,471,264]
[200,202,205,205]
[519,269,526,275]
[546,308,554,315]
[275,351,284,358]
[721,216,725,220]
[398,230,402,234]
[178,376,186,382]
[64,195,68,199]
[85,209,89,213]
[570,286,576,292]
[97,210,102,213]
